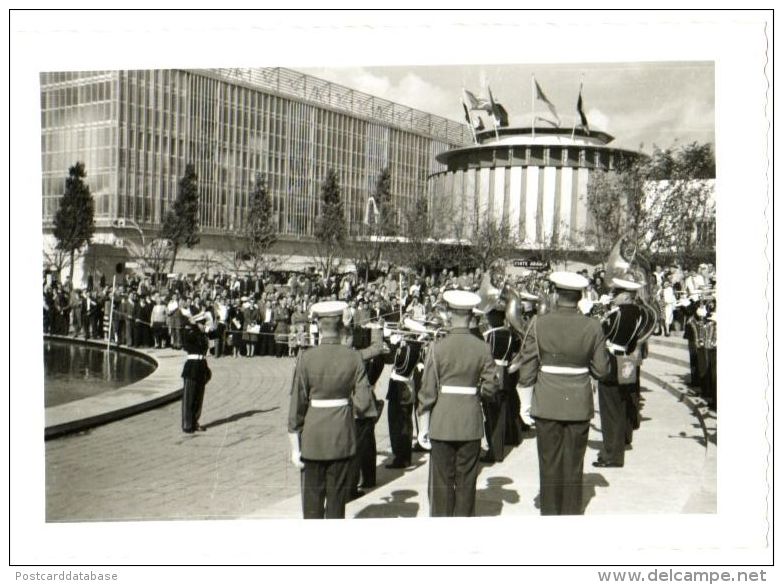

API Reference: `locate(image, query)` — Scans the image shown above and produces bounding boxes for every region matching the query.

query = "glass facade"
[40,67,470,239]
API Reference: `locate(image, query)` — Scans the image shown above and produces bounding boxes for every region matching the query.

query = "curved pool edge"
[44,335,184,440]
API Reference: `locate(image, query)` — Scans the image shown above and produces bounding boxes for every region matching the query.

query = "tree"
[398,194,438,274]
[586,141,716,266]
[468,214,519,272]
[313,170,347,281]
[161,163,200,273]
[53,162,95,287]
[244,172,277,277]
[137,239,173,285]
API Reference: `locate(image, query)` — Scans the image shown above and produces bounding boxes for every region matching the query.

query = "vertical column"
[479,167,491,220]
[559,167,573,245]
[574,167,590,239]
[508,166,522,240]
[524,166,539,246]
[493,167,506,227]
[542,166,557,244]
[464,168,476,236]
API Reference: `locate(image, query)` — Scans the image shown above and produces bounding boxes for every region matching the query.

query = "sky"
[300,61,715,153]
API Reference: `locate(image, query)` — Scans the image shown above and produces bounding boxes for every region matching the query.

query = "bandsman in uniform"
[478,305,520,463]
[417,290,499,517]
[385,326,425,469]
[349,323,387,496]
[516,272,610,515]
[181,312,211,433]
[512,290,541,435]
[694,307,717,410]
[287,301,378,519]
[594,276,646,468]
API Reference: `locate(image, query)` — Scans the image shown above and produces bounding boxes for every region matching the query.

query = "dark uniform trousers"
[429,439,482,517]
[387,381,414,466]
[534,418,590,515]
[181,377,206,432]
[483,391,507,462]
[597,381,632,465]
[350,417,377,489]
[301,458,352,519]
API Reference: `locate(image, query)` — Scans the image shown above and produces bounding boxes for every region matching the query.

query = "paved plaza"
[45,335,716,521]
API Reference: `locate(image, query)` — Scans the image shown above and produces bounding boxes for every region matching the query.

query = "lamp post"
[112,218,145,248]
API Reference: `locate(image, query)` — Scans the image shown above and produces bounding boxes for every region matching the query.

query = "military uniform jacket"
[418,327,499,441]
[517,307,610,421]
[386,340,423,404]
[181,327,211,384]
[288,338,377,460]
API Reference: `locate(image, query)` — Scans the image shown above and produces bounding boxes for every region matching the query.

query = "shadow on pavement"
[475,476,521,517]
[582,472,610,512]
[354,489,420,518]
[204,407,279,429]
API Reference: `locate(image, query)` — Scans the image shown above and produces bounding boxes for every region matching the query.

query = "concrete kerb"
[43,335,183,440]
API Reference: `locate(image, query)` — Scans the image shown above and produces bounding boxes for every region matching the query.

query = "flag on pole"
[534,79,561,127]
[463,88,492,112]
[493,103,509,127]
[534,115,558,128]
[577,87,590,135]
[487,86,500,138]
[461,94,479,143]
[462,101,483,133]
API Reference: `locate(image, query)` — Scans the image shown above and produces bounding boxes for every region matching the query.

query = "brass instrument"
[603,234,658,346]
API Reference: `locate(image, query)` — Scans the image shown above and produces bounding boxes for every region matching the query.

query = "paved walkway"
[45,335,715,521]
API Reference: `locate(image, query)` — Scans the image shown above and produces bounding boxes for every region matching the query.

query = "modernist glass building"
[41,68,471,267]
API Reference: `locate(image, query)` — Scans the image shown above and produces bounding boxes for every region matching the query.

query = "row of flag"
[461,76,590,141]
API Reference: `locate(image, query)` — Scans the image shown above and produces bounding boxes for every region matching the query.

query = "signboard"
[508,259,551,274]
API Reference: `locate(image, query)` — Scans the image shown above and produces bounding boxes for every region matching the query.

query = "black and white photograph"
[9,8,773,574]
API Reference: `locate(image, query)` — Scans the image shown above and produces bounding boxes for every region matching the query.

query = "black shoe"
[592,460,623,468]
[349,489,365,500]
[359,481,375,489]
[385,461,409,469]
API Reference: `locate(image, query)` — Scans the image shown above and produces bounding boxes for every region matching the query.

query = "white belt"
[540,365,588,375]
[441,385,478,395]
[390,372,411,382]
[310,398,350,408]
[186,354,205,360]
[494,359,509,367]
[606,342,629,355]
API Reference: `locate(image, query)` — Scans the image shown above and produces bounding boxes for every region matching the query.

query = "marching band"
[284,238,716,519]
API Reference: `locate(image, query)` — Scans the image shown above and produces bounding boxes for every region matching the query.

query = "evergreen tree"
[244,172,277,276]
[161,163,200,273]
[53,162,95,286]
[314,169,347,280]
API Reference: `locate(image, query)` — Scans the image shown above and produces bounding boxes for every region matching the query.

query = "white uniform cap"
[549,271,589,291]
[443,290,481,311]
[611,276,644,291]
[311,300,348,317]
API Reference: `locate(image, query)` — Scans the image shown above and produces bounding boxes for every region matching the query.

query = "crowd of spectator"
[43,260,716,357]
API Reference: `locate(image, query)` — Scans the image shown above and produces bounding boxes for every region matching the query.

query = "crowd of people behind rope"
[42,260,716,398]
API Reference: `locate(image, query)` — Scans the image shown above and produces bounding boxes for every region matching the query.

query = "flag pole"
[461,92,478,144]
[571,79,581,141]
[531,74,536,141]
